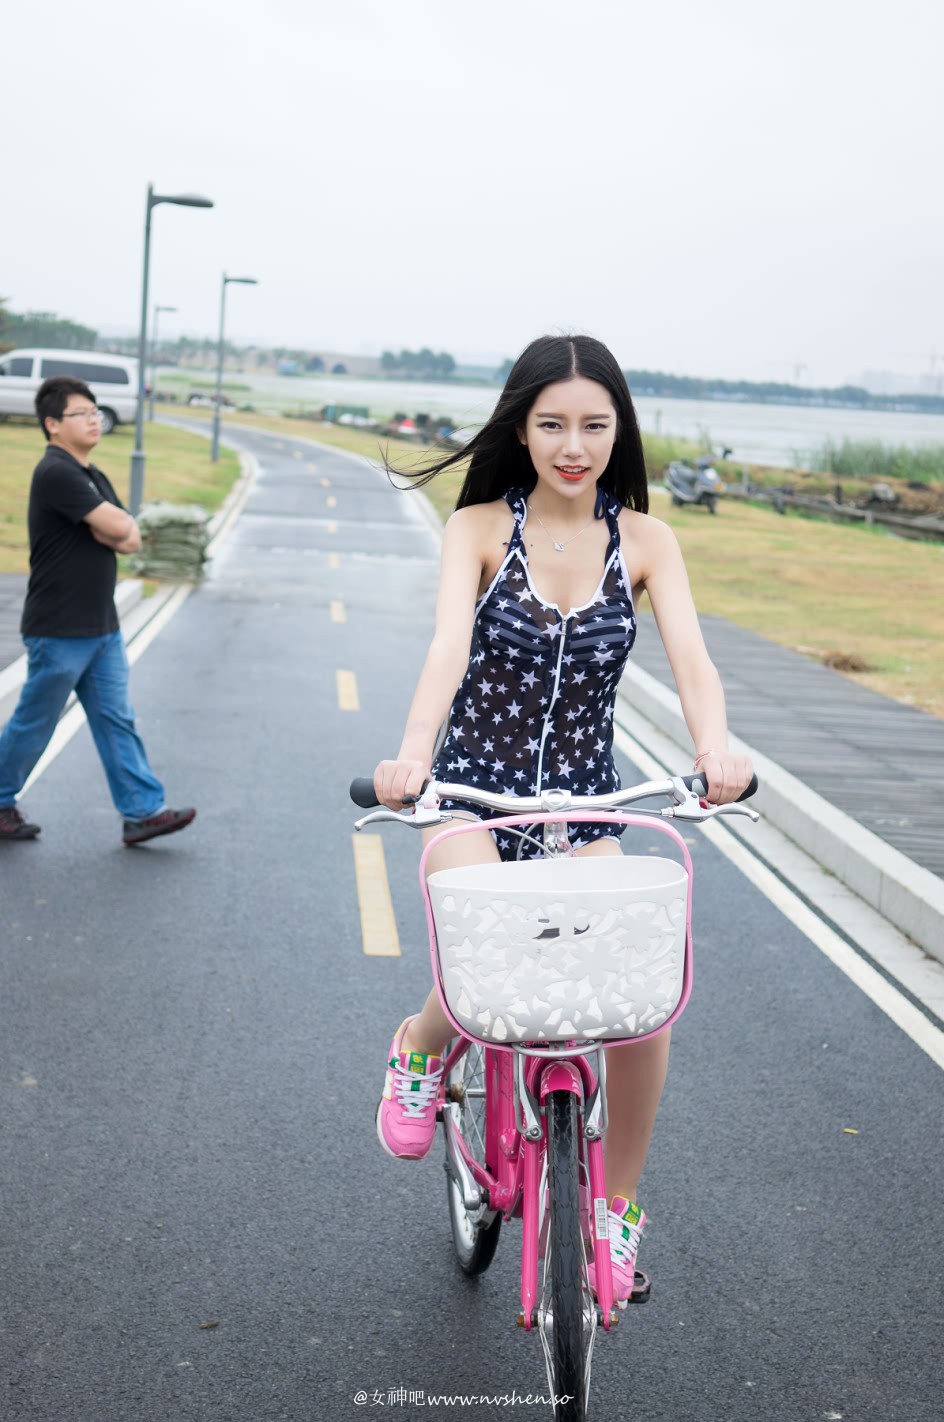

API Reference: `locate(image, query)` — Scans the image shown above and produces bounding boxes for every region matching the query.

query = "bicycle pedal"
[627,1270,651,1305]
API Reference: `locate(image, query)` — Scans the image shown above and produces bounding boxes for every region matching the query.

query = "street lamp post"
[129,184,213,516]
[211,273,257,462]
[148,303,177,422]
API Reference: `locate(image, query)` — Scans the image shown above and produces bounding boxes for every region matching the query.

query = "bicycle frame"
[423,811,695,1333]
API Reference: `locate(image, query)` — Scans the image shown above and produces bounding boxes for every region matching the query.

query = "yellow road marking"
[327,494,337,508]
[329,553,340,569]
[320,477,331,487]
[293,449,303,459]
[328,520,338,534]
[352,835,401,956]
[330,600,346,623]
[336,669,359,710]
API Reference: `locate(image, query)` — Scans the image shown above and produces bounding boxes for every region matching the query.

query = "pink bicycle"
[351,772,758,1421]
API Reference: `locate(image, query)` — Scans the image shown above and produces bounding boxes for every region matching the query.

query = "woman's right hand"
[374,758,431,810]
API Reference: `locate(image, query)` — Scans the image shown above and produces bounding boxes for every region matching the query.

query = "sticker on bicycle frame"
[594,1197,609,1241]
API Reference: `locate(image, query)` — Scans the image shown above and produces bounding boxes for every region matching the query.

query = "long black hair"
[389,334,649,514]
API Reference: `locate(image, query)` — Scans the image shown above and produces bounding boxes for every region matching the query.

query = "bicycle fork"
[516,1050,619,1331]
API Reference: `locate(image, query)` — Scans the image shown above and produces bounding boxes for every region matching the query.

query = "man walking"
[0,375,195,846]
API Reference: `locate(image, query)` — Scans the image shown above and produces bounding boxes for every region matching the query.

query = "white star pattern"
[428,487,636,858]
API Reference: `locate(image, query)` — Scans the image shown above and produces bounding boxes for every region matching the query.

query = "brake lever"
[712,802,760,822]
[353,803,452,832]
[663,800,760,823]
[353,808,412,831]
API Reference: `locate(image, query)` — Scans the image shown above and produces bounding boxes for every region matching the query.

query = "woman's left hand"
[694,749,754,805]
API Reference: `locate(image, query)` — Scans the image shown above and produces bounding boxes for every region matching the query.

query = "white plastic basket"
[426,855,690,1044]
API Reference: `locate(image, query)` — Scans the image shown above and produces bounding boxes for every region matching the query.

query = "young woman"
[372,333,753,1298]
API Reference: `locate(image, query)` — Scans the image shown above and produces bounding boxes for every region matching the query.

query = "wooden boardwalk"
[631,612,944,881]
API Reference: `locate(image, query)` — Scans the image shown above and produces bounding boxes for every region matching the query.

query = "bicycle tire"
[444,1041,501,1276]
[545,1090,588,1421]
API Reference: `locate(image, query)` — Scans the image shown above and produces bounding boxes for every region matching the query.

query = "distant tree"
[495,358,514,381]
[306,355,325,372]
[4,309,98,349]
[332,362,348,375]
[381,350,398,372]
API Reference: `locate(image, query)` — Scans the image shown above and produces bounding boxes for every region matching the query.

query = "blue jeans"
[0,632,164,820]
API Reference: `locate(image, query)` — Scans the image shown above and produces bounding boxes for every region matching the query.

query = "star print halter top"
[432,487,637,838]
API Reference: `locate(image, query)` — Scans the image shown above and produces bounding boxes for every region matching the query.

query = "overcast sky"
[4,0,942,386]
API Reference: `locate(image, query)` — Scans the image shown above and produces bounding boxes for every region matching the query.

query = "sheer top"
[432,488,637,799]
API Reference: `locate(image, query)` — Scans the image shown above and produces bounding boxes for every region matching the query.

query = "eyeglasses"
[60,409,102,421]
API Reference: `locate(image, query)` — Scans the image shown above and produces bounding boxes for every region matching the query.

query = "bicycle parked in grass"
[352,769,758,1421]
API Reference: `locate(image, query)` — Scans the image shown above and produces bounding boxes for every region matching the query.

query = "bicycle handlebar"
[349,771,759,815]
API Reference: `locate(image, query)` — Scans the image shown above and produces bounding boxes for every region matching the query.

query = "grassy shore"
[0,420,241,574]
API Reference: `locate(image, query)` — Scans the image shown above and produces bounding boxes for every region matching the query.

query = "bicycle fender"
[535,1059,583,1101]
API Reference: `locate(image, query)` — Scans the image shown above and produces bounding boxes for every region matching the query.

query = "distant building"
[311,352,382,377]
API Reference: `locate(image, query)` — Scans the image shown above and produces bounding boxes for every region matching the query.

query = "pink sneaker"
[588,1197,647,1303]
[376,1018,444,1160]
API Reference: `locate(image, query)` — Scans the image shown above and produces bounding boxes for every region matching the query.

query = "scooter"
[665,456,725,513]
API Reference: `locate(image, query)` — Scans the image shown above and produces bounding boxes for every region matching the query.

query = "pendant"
[553,541,565,552]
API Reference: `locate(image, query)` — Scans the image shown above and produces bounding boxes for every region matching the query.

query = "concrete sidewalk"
[618,613,944,962]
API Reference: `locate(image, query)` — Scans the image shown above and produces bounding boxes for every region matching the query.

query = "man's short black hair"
[35,376,97,441]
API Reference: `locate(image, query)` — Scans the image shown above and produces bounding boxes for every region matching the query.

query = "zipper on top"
[534,613,570,793]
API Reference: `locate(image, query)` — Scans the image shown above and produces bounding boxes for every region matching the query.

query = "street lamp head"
[151,192,214,209]
[156,304,178,313]
[224,276,258,286]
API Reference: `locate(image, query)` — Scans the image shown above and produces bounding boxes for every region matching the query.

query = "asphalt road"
[1,426,941,1422]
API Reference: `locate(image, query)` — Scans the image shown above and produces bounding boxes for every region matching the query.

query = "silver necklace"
[527,502,594,553]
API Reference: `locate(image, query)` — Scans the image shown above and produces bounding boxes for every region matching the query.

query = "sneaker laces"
[609,1211,644,1270]
[390,1059,443,1118]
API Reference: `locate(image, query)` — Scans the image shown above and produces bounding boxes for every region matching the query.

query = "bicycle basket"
[426,855,690,1044]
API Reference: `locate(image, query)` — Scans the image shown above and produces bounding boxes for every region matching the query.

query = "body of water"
[161,368,944,470]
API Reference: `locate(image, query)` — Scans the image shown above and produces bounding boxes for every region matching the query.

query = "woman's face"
[519,376,618,500]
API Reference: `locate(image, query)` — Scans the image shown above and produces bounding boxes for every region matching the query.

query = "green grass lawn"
[0,420,241,574]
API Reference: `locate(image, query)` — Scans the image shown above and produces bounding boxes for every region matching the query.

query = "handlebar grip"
[686,771,759,803]
[350,777,380,809]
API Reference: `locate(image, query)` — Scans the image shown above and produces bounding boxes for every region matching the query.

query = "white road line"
[612,721,944,1071]
[23,586,194,797]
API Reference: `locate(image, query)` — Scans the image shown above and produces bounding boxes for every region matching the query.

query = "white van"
[0,348,139,434]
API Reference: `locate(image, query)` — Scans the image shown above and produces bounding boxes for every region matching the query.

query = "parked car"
[0,348,139,434]
[186,392,235,409]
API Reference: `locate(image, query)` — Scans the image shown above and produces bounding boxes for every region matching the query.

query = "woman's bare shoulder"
[444,499,514,542]
[619,507,681,550]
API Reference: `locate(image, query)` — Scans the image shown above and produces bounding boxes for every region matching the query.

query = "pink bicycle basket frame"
[417,813,693,1057]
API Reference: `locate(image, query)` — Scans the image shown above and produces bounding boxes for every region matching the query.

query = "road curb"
[616,661,944,965]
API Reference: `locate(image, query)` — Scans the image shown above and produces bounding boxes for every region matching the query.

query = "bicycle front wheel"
[544,1090,590,1421]
[443,1040,501,1276]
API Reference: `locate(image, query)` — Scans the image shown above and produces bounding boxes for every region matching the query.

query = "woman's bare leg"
[575,838,672,1202]
[400,821,499,1057]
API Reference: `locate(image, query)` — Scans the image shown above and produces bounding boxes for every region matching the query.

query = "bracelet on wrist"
[693,749,719,768]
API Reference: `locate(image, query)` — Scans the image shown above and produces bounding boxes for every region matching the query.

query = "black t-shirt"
[21,445,123,638]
